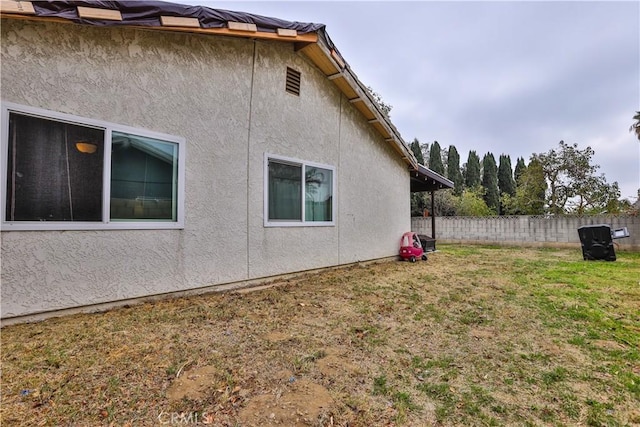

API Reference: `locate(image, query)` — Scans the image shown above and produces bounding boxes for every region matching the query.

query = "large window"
[265,154,335,227]
[1,103,185,230]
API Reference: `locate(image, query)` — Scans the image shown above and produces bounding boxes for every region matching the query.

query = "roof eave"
[299,32,419,170]
[410,164,454,192]
[0,0,420,169]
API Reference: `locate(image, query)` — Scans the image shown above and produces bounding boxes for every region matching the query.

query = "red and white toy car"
[399,231,428,262]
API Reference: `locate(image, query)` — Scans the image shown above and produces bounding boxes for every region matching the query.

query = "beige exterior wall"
[0,19,410,320]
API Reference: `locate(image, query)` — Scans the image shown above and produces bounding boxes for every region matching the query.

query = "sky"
[178,0,639,202]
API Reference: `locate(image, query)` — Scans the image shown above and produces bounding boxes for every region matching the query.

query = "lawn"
[1,245,639,426]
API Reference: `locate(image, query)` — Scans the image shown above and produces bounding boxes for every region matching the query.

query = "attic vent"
[285,67,301,96]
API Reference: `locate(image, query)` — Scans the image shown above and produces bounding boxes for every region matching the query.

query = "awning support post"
[431,190,436,239]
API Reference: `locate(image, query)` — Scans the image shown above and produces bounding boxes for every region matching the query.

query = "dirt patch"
[469,326,496,340]
[166,364,334,426]
[264,331,292,343]
[166,365,220,402]
[539,341,589,365]
[316,347,360,378]
[165,348,344,425]
[591,339,628,351]
[237,379,334,426]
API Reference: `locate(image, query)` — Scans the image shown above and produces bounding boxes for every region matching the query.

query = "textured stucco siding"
[1,20,254,318]
[245,42,342,278]
[1,19,410,320]
[338,99,411,263]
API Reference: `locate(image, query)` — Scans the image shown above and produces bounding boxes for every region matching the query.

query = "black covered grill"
[577,224,617,261]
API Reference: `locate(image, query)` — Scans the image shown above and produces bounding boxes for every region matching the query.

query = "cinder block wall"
[411,215,640,250]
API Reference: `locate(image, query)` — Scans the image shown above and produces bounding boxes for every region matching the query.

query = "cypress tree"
[429,141,445,175]
[519,158,547,215]
[514,157,526,185]
[498,154,516,197]
[481,152,499,213]
[464,150,481,188]
[409,138,427,216]
[446,145,463,195]
[410,138,424,164]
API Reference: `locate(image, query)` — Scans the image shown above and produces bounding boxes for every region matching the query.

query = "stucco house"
[0,0,451,323]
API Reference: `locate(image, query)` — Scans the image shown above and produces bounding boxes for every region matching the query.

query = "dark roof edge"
[26,0,326,33]
[416,164,454,188]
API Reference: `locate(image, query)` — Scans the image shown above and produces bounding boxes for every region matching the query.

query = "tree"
[440,146,449,176]
[533,140,619,214]
[522,158,547,214]
[409,138,424,164]
[409,138,428,216]
[366,86,392,118]
[570,175,621,215]
[514,157,527,185]
[420,142,430,163]
[533,143,569,214]
[464,150,481,189]
[498,154,516,197]
[429,141,445,175]
[481,152,499,213]
[455,188,493,216]
[411,192,428,217]
[431,189,457,217]
[446,145,464,195]
[497,154,516,214]
[502,157,546,215]
[630,111,640,141]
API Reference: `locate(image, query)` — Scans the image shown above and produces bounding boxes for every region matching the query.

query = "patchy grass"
[1,245,639,426]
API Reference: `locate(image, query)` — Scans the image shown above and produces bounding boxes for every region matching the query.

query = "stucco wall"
[0,19,410,320]
[338,99,411,263]
[245,41,341,278]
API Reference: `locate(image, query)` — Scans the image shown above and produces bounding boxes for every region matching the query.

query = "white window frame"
[1,101,186,231]
[264,153,336,227]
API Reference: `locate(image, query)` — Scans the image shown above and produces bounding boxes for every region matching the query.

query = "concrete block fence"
[411,215,640,251]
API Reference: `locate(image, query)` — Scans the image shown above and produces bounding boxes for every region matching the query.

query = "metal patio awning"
[410,164,454,193]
